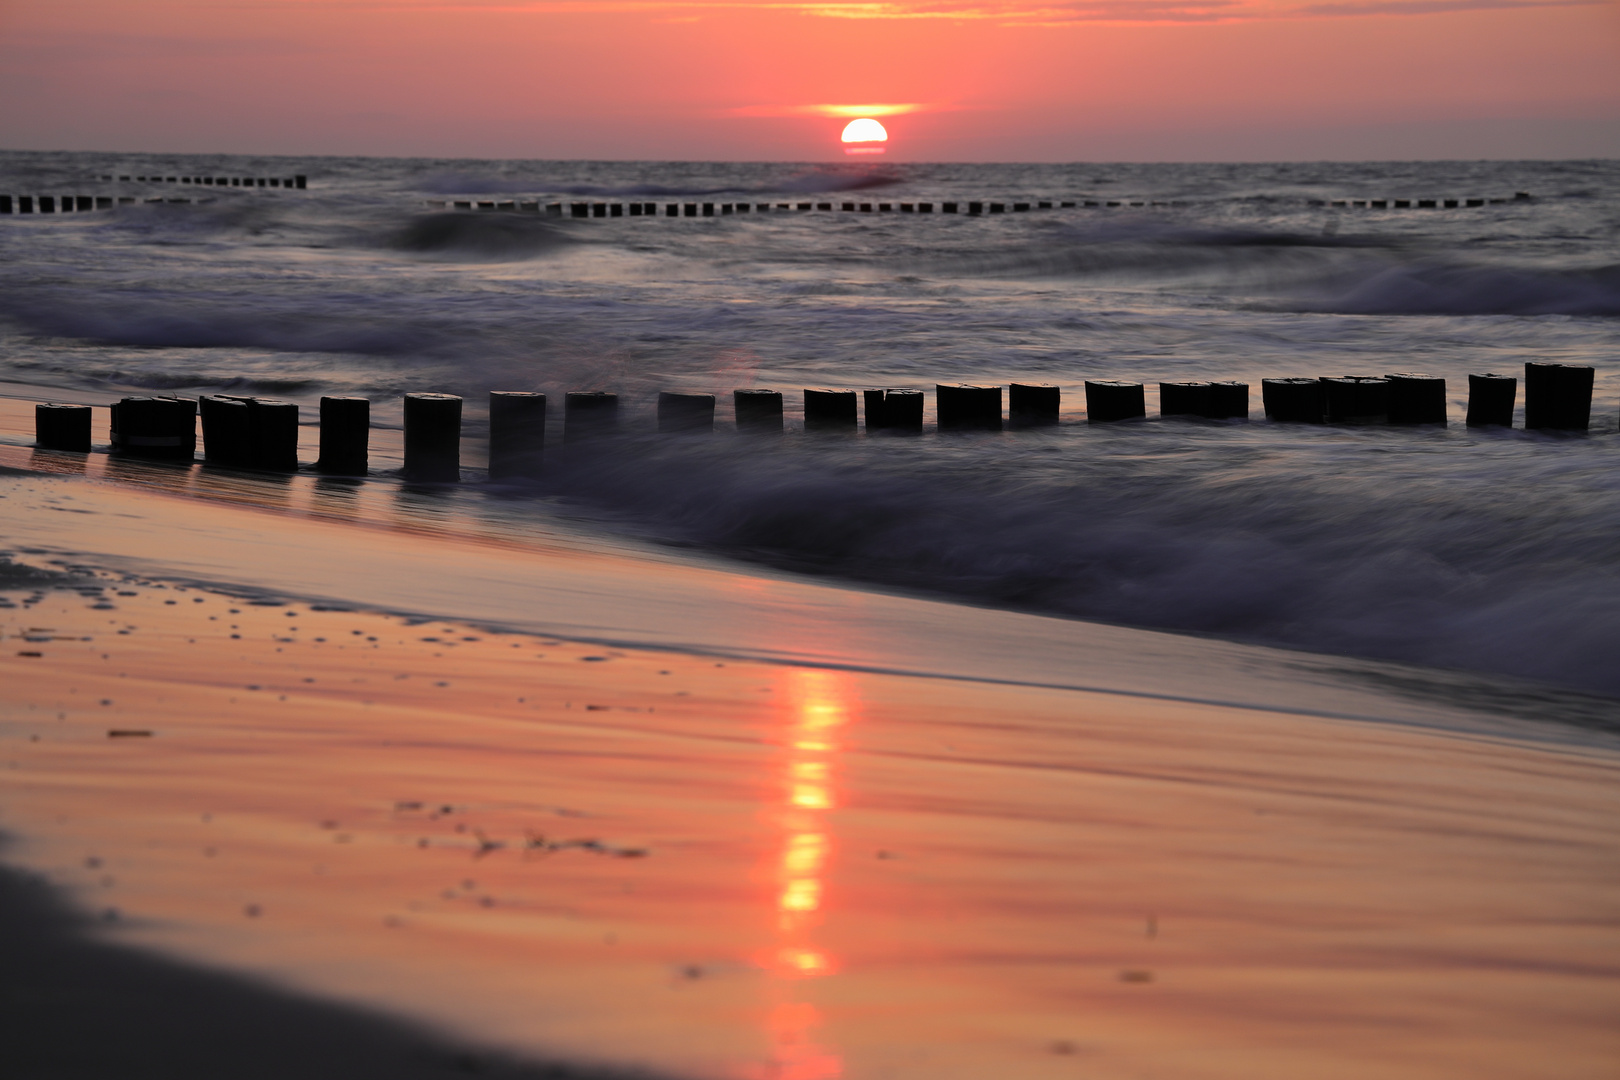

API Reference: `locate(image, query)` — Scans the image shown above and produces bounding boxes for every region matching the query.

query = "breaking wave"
[1285,262,1620,317]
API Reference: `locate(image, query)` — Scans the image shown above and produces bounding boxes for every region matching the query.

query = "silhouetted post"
[0,196,11,214]
[249,399,300,471]
[1084,381,1145,422]
[111,397,196,459]
[883,389,923,433]
[1321,377,1389,423]
[200,396,252,465]
[317,396,370,475]
[486,392,545,479]
[1387,373,1447,425]
[1524,362,1594,431]
[865,389,922,433]
[863,389,889,431]
[657,392,715,433]
[294,176,307,189]
[564,391,619,443]
[1009,383,1059,427]
[35,403,92,452]
[1159,382,1210,417]
[734,389,783,433]
[1207,381,1250,419]
[1261,378,1325,423]
[803,389,858,431]
[1465,373,1516,427]
[936,384,1002,431]
[403,393,462,481]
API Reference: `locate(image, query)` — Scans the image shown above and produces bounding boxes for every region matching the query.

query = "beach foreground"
[2,447,1619,1080]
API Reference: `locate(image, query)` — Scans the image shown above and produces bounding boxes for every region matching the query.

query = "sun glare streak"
[759,669,855,1078]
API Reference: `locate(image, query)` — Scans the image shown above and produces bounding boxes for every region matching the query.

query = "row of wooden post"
[29,363,1601,479]
[96,175,307,188]
[439,194,1530,218]
[1,196,151,213]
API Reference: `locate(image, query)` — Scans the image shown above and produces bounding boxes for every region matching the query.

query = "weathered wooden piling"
[1207,381,1249,419]
[200,396,253,465]
[1524,362,1594,431]
[883,389,924,432]
[1465,374,1516,427]
[111,396,196,459]
[734,389,783,433]
[403,392,462,481]
[34,403,92,452]
[1386,373,1447,425]
[1321,376,1390,423]
[1084,381,1145,422]
[864,389,923,433]
[1009,383,1060,427]
[863,389,888,430]
[1261,378,1325,423]
[803,388,858,431]
[657,392,715,433]
[936,385,1002,431]
[317,396,370,475]
[1159,381,1211,417]
[487,392,545,478]
[564,391,619,443]
[248,399,300,472]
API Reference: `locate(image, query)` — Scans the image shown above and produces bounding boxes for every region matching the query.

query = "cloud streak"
[727,102,947,117]
[1295,0,1600,15]
[283,0,1602,24]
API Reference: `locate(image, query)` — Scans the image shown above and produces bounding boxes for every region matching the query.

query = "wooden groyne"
[0,186,1534,217]
[96,174,307,188]
[29,364,1603,477]
[425,193,1534,218]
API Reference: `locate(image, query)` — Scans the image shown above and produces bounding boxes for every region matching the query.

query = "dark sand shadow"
[0,841,663,1080]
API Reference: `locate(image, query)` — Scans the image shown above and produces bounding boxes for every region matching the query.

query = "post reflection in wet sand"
[762,669,852,1080]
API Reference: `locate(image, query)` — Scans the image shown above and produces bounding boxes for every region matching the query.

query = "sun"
[840,118,887,155]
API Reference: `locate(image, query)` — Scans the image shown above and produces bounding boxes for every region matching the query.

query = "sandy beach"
[3,425,1619,1079]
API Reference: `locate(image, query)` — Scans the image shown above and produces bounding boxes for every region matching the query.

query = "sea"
[2,151,1617,696]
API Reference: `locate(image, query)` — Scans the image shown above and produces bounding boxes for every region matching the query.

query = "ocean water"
[2,151,1617,695]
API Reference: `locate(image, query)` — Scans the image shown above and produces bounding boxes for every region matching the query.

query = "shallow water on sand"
[3,503,1618,1080]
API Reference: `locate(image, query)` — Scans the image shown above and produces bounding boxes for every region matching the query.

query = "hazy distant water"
[1,151,1617,694]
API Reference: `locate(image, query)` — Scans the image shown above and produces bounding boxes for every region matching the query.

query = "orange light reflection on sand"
[762,669,853,1080]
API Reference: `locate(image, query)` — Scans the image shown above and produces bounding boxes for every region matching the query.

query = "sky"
[1,0,1616,161]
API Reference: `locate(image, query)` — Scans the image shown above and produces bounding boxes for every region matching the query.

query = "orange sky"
[1,0,1616,160]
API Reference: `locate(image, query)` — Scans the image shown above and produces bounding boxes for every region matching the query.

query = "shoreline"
[2,451,1619,1078]
[5,380,1620,713]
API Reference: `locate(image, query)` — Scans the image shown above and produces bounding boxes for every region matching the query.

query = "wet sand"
[2,436,1619,1079]
[3,572,1618,1078]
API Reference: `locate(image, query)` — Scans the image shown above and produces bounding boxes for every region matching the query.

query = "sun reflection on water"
[761,669,852,1080]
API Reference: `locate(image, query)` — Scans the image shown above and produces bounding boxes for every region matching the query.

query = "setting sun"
[840,117,888,155]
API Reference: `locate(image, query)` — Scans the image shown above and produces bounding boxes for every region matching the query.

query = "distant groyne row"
[429,193,1534,218]
[30,364,1600,481]
[1,179,306,214]
[0,195,204,213]
[95,174,307,188]
[0,187,1534,217]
